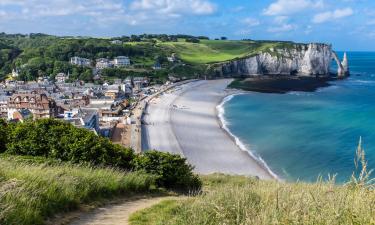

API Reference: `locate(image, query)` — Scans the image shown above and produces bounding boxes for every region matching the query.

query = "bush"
[5,119,135,169]
[134,151,202,192]
[0,118,8,152]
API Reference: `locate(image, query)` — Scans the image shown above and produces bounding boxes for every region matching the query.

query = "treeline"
[0,34,163,81]
[0,33,212,82]
[0,119,201,191]
[111,34,210,42]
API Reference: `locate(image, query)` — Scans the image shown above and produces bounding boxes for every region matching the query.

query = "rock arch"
[332,51,349,77]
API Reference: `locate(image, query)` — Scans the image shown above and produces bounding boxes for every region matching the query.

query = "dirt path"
[68,196,173,225]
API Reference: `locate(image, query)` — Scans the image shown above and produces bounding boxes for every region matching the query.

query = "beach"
[142,79,273,179]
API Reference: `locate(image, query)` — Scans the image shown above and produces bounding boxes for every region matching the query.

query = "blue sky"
[0,0,374,50]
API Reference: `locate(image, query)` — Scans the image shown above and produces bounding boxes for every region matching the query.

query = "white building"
[11,69,19,78]
[70,57,91,67]
[110,40,123,44]
[113,56,130,67]
[96,58,113,70]
[55,73,69,83]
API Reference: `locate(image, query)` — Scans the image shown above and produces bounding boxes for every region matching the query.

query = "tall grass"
[131,174,375,225]
[130,139,375,225]
[0,157,156,225]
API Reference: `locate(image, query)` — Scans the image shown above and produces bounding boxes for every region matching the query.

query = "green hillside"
[158,40,301,64]
[0,33,305,82]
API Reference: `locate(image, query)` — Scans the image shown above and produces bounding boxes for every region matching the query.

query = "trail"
[67,196,173,225]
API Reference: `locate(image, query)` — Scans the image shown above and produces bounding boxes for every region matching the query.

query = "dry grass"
[130,174,375,225]
[130,140,375,225]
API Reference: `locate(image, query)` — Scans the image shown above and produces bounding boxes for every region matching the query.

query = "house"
[113,56,130,67]
[0,96,8,118]
[104,90,120,99]
[11,109,32,122]
[96,58,113,70]
[153,62,162,70]
[133,77,149,91]
[11,69,19,78]
[167,53,178,62]
[70,57,91,67]
[55,73,69,83]
[7,93,57,120]
[110,40,123,44]
[64,108,100,134]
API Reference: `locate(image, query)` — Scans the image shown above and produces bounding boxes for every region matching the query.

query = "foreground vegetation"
[130,174,375,225]
[0,156,155,225]
[0,118,201,191]
[0,118,201,224]
[130,141,375,225]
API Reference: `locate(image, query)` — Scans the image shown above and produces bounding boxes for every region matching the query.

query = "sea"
[219,52,375,182]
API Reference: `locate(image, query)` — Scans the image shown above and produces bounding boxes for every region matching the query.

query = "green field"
[158,40,300,64]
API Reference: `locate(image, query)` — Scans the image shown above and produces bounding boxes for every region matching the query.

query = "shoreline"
[143,79,274,180]
[215,92,280,180]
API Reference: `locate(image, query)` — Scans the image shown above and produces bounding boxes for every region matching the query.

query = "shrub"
[5,119,135,169]
[133,151,202,192]
[0,118,8,152]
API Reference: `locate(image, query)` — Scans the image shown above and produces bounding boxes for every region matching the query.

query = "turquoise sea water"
[221,52,375,182]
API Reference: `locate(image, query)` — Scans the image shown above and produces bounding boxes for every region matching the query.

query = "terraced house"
[7,93,57,120]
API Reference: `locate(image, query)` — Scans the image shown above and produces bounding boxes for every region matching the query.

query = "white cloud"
[264,0,324,16]
[312,7,353,23]
[268,23,296,32]
[130,0,217,16]
[0,0,125,18]
[0,0,217,27]
[267,16,296,33]
[241,17,260,27]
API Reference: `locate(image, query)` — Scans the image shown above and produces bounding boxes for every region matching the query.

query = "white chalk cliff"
[219,43,347,77]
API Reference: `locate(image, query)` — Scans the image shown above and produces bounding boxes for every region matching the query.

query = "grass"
[157,40,305,64]
[128,200,179,225]
[0,156,156,225]
[130,174,375,225]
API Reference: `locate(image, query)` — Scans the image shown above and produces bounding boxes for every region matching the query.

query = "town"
[0,54,181,153]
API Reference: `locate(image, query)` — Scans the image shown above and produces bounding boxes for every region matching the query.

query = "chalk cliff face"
[220,43,333,77]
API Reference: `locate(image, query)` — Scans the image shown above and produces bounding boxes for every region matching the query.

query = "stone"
[219,43,347,77]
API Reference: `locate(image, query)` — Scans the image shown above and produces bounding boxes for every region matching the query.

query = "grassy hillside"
[130,174,375,225]
[158,40,302,64]
[0,33,306,81]
[0,156,155,225]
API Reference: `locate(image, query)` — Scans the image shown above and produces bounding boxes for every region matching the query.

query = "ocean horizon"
[219,51,375,182]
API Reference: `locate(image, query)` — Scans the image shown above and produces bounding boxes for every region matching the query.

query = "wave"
[287,91,314,96]
[216,94,281,180]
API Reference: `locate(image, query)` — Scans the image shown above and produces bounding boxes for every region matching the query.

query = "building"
[64,108,100,134]
[11,69,19,78]
[110,40,123,44]
[153,61,162,70]
[0,96,9,118]
[104,90,120,99]
[7,93,57,120]
[133,77,149,91]
[113,56,130,67]
[70,57,91,67]
[96,58,113,70]
[167,53,178,62]
[55,73,69,83]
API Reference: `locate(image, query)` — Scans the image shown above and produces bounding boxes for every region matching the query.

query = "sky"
[0,0,374,51]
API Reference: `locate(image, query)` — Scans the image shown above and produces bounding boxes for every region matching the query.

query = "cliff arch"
[332,51,348,77]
